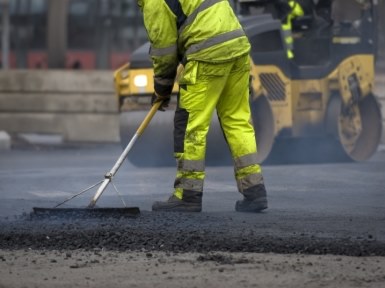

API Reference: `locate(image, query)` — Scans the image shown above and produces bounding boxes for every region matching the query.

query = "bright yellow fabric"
[288,0,304,18]
[173,55,263,198]
[141,0,250,83]
[282,1,304,59]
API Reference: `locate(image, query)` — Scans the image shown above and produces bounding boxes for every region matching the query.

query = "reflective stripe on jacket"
[140,0,251,96]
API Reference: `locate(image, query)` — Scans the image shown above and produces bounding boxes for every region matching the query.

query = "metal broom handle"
[87,101,163,208]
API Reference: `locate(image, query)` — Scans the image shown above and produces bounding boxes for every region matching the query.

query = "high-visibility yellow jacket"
[138,0,251,96]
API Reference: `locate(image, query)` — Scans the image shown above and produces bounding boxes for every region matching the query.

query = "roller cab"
[239,0,382,163]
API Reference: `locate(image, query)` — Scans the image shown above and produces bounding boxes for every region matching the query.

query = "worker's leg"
[152,60,230,212]
[216,55,267,212]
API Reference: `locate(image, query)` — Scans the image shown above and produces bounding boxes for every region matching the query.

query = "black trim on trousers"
[174,89,189,153]
[217,114,230,147]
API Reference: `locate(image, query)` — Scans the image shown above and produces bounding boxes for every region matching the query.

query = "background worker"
[238,0,310,59]
[137,0,268,213]
[274,0,311,59]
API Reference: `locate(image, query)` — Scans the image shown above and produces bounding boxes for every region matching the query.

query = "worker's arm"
[288,0,304,18]
[142,0,179,97]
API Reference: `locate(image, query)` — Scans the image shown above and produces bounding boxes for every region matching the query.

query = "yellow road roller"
[115,0,382,166]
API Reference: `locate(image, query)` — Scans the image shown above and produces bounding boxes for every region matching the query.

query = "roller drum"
[119,110,232,167]
[326,93,382,162]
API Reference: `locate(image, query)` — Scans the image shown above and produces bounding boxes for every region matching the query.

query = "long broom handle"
[88,101,163,208]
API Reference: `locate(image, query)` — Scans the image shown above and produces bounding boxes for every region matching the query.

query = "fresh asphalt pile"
[0,211,384,257]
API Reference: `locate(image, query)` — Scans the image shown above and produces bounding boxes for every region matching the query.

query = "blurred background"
[0,0,384,149]
[0,0,384,71]
[0,0,147,70]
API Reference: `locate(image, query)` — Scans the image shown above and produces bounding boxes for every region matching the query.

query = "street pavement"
[0,142,384,255]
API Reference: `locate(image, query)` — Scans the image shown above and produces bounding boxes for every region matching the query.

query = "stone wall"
[0,70,383,144]
[0,70,119,142]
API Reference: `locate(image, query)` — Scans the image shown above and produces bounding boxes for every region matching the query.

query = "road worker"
[137,0,268,213]
[275,0,316,59]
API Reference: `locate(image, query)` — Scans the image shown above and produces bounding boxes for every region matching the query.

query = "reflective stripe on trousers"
[173,55,264,199]
[282,23,294,59]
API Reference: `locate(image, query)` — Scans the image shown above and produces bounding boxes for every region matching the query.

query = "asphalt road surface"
[0,142,384,253]
[0,141,384,287]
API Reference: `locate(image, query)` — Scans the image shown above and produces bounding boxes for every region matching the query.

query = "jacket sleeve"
[289,1,304,18]
[142,0,179,96]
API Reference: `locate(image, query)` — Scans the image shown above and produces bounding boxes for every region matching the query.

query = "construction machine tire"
[249,94,275,163]
[265,93,382,165]
[119,110,232,167]
[120,110,173,167]
[325,93,382,162]
[119,94,275,167]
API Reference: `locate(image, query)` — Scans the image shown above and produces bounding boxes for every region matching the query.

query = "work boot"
[152,193,202,212]
[235,197,268,212]
[235,184,268,213]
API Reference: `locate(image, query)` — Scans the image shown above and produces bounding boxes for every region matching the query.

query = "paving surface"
[0,143,384,256]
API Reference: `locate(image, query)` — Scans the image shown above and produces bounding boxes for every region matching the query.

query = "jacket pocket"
[179,80,208,111]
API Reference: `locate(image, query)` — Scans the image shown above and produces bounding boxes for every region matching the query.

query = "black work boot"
[152,191,202,212]
[235,184,268,213]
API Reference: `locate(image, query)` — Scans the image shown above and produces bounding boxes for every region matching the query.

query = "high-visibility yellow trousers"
[173,54,265,201]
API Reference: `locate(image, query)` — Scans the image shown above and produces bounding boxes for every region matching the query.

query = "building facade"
[0,0,147,69]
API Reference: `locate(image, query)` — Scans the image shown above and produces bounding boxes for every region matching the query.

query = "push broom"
[32,100,164,218]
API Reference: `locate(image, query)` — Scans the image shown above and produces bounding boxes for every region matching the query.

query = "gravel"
[0,212,384,256]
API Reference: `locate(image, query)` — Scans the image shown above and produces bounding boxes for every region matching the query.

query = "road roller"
[114,0,382,166]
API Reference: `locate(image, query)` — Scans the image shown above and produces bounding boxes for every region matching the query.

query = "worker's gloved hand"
[151,92,170,111]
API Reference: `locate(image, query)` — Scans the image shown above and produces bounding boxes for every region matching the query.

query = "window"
[30,0,46,14]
